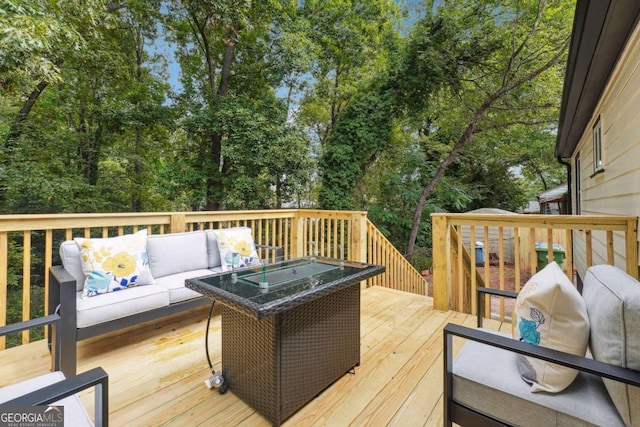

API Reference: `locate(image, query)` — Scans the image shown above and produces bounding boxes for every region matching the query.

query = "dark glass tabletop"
[186,257,385,319]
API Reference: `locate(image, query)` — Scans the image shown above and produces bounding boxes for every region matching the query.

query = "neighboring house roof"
[556,0,640,158]
[464,208,516,215]
[538,184,568,204]
[522,201,541,214]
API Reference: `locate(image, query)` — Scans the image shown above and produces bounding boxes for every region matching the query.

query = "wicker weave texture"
[221,285,361,425]
[280,285,360,420]
[222,306,278,422]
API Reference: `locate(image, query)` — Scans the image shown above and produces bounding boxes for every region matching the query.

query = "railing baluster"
[514,227,521,292]
[607,230,614,265]
[0,231,7,349]
[498,226,505,321]
[586,230,593,268]
[470,226,477,316]
[22,231,31,344]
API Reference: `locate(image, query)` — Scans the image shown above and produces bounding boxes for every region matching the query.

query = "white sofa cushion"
[154,269,213,303]
[206,230,222,268]
[583,264,640,426]
[76,284,169,328]
[0,371,93,425]
[147,231,208,278]
[60,241,86,292]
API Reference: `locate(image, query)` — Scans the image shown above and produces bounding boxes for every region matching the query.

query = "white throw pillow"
[213,227,260,272]
[512,261,590,393]
[75,230,155,297]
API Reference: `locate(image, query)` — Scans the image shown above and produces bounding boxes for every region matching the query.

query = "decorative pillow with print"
[512,261,590,393]
[75,230,155,297]
[213,227,260,272]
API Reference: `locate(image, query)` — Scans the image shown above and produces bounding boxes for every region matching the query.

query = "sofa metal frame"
[1,313,109,426]
[48,243,284,377]
[443,286,640,427]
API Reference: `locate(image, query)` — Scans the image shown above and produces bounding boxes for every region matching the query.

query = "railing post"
[625,218,639,279]
[350,212,367,264]
[432,214,450,311]
[290,211,305,259]
[169,213,186,234]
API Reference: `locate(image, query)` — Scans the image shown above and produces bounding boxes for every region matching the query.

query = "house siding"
[572,21,640,277]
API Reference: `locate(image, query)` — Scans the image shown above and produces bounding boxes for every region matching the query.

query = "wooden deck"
[0,287,508,426]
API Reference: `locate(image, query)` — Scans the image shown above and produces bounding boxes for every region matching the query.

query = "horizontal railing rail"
[431,213,638,318]
[0,209,423,349]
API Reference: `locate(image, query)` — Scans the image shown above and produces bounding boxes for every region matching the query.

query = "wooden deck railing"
[432,213,638,318]
[0,209,424,348]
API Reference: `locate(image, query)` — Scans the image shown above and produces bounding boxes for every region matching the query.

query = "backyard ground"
[425,264,534,321]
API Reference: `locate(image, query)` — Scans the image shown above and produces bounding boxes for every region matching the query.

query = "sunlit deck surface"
[1,287,509,426]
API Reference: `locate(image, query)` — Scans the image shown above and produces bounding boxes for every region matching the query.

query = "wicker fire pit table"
[186,256,385,426]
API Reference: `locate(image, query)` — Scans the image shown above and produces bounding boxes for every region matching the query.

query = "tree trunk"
[205,32,236,211]
[405,101,493,260]
[5,80,49,147]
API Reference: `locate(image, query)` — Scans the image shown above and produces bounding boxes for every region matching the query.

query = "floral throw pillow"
[213,227,260,272]
[75,230,155,297]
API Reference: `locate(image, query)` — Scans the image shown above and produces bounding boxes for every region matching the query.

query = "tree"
[403,0,572,259]
[166,0,304,210]
[0,0,116,146]
[298,0,401,146]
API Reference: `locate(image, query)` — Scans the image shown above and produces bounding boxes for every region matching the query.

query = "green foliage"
[319,88,396,209]
[6,285,45,348]
[0,0,574,267]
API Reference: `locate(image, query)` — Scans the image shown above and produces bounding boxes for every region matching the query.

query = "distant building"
[538,184,568,215]
[521,200,540,214]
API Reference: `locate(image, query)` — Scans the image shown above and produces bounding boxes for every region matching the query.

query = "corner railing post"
[350,211,367,264]
[626,217,639,279]
[349,211,368,290]
[432,214,450,311]
[291,210,305,259]
[169,213,186,234]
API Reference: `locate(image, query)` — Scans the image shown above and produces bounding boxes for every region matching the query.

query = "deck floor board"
[0,286,506,426]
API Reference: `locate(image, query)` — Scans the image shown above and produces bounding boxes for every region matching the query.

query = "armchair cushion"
[453,332,624,426]
[0,372,92,425]
[513,261,590,393]
[75,230,155,297]
[583,264,640,426]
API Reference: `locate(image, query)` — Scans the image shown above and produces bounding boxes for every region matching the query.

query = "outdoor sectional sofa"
[444,264,640,426]
[49,228,274,377]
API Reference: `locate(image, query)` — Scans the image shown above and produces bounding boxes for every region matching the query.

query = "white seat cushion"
[453,332,624,427]
[154,269,213,303]
[76,285,169,328]
[0,371,93,426]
